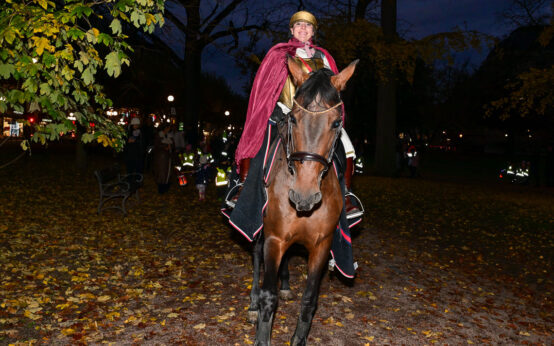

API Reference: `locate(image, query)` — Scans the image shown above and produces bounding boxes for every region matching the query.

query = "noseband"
[285,98,343,177]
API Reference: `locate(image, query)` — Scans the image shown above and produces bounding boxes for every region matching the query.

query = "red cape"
[234,38,342,166]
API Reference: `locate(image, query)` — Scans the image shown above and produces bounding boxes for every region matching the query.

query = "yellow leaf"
[362,336,374,341]
[34,37,51,56]
[37,0,48,10]
[24,310,41,320]
[519,331,530,336]
[56,302,72,310]
[193,323,205,329]
[106,311,120,320]
[79,293,95,300]
[97,295,111,302]
[167,313,178,318]
[61,328,75,336]
[92,28,100,37]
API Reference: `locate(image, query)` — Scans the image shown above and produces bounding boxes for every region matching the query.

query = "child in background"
[195,154,210,201]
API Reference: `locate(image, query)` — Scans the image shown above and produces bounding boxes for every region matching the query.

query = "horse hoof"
[247,310,258,324]
[279,289,294,300]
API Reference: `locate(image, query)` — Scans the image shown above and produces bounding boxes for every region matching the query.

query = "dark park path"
[0,151,552,345]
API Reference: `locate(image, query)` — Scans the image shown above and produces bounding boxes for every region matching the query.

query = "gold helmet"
[289,11,317,30]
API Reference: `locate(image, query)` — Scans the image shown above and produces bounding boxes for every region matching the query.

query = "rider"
[230,10,362,219]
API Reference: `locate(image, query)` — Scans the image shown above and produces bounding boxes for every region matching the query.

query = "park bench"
[94,164,143,216]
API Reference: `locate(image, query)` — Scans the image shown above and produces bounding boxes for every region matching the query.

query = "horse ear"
[331,59,359,91]
[287,56,309,87]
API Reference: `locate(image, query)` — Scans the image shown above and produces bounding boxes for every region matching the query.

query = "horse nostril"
[289,189,298,203]
[311,192,322,204]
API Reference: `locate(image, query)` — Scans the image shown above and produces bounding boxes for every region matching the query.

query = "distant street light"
[167,95,174,102]
[224,110,230,116]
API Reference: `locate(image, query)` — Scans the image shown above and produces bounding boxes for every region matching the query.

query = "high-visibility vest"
[182,153,195,167]
[215,167,228,186]
[355,157,364,174]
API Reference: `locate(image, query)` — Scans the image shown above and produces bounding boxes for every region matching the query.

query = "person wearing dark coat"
[153,125,173,194]
[124,117,145,175]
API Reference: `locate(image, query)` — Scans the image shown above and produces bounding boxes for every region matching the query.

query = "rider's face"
[290,21,314,43]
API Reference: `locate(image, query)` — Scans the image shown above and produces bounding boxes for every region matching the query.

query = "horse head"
[285,57,358,212]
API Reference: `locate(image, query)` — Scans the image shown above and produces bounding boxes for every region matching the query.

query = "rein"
[284,98,343,177]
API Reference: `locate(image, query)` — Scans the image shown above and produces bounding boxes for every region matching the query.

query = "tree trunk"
[183,37,203,146]
[374,0,397,175]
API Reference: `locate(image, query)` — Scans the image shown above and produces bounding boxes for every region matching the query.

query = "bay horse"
[248,57,358,346]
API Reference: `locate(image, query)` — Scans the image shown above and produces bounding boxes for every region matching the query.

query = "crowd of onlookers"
[122,116,236,200]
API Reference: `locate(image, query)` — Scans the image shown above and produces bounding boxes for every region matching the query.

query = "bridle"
[284,97,343,177]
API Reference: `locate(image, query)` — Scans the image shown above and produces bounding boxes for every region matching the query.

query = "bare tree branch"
[206,24,262,46]
[500,0,550,28]
[202,0,245,36]
[201,2,220,27]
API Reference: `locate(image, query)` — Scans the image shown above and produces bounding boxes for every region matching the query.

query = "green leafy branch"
[0,0,165,151]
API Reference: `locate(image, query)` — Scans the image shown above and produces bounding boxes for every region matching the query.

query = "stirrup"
[345,191,364,219]
[224,181,243,208]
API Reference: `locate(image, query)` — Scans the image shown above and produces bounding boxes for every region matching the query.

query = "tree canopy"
[487,20,554,120]
[0,0,165,151]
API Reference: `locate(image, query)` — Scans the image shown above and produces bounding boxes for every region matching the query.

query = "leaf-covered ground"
[0,152,552,345]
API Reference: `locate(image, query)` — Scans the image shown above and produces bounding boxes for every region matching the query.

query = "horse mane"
[295,68,341,109]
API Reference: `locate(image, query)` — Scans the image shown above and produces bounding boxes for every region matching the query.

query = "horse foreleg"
[278,252,294,300]
[255,236,285,346]
[291,245,330,346]
[248,233,264,323]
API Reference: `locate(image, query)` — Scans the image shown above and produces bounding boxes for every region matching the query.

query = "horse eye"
[332,119,341,129]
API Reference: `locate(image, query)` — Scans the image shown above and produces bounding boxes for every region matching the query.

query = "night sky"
[193,0,548,95]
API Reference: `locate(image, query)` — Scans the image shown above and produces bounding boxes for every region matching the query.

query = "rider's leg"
[344,157,362,216]
[341,129,363,219]
[229,158,251,204]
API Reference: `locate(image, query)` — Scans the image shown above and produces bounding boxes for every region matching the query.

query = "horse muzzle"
[289,189,322,212]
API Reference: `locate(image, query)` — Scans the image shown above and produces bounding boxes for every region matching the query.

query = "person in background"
[153,124,173,194]
[172,123,185,154]
[195,154,210,201]
[124,117,145,175]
